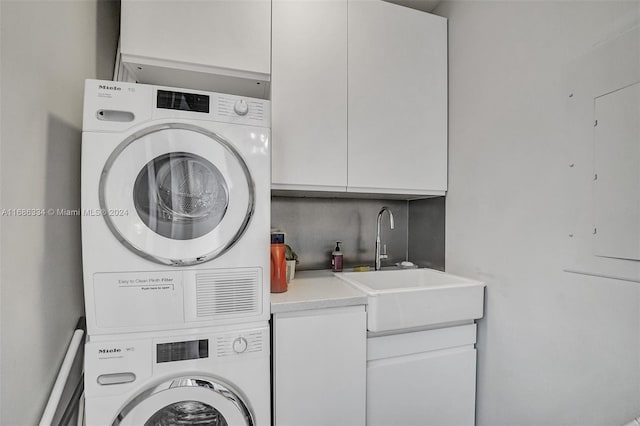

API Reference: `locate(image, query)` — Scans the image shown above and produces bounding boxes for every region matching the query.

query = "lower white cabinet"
[366,324,478,426]
[273,306,366,426]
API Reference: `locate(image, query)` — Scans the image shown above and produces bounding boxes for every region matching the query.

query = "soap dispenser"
[331,241,343,272]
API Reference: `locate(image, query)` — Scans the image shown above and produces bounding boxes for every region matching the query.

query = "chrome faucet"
[375,206,394,271]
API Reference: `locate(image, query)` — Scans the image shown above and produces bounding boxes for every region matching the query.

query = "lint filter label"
[97,271,182,292]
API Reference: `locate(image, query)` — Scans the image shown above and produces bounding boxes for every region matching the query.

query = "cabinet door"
[367,347,477,426]
[121,0,271,76]
[347,0,447,195]
[271,0,348,191]
[273,306,366,426]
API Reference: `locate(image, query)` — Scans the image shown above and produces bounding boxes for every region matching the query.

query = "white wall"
[0,1,119,424]
[436,1,640,424]
[0,3,4,421]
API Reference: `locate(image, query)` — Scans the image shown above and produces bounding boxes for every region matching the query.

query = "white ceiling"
[384,0,442,13]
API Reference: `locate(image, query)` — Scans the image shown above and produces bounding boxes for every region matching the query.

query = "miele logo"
[98,84,122,91]
[98,348,122,354]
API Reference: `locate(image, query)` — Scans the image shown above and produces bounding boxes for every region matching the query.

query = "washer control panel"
[84,79,271,133]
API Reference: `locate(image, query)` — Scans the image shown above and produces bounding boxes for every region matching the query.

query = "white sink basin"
[336,268,485,332]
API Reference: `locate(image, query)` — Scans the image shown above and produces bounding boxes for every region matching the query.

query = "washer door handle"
[98,372,136,385]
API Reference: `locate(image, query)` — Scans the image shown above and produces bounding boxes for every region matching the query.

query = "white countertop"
[270,270,367,314]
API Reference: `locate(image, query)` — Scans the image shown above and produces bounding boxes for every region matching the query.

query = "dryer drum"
[155,155,225,219]
[133,152,229,240]
[145,400,228,426]
[112,375,255,426]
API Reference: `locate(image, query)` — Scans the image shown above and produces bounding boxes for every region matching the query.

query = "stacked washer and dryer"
[81,79,271,425]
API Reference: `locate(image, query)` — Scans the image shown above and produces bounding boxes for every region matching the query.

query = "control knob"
[233,99,249,116]
[232,337,248,354]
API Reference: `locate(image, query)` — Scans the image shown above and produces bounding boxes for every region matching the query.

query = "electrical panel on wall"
[593,82,640,261]
[565,25,640,283]
[116,0,271,98]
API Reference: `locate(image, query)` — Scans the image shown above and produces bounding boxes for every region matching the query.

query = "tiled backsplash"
[271,196,445,271]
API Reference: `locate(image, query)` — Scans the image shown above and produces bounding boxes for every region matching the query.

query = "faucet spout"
[375,207,394,271]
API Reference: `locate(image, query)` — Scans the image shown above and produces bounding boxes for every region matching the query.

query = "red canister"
[271,233,287,293]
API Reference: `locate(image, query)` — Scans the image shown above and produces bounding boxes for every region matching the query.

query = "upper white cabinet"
[347,1,448,196]
[271,0,348,191]
[271,0,447,197]
[120,0,271,98]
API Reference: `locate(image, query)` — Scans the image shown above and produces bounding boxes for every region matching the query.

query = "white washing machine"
[84,323,270,425]
[81,80,270,336]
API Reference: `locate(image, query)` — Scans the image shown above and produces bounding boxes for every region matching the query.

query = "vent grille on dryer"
[196,269,259,317]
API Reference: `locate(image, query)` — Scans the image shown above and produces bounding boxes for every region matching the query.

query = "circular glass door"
[114,377,253,426]
[100,123,255,265]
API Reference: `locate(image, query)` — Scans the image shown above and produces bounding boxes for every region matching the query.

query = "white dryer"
[84,323,270,425]
[81,80,270,336]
